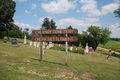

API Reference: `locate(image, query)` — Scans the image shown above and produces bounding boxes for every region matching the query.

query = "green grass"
[99,40,120,53]
[0,39,120,80]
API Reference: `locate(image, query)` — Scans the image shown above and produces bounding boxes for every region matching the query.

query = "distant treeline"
[110,38,120,41]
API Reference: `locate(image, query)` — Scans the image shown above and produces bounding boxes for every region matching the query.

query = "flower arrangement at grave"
[51,44,85,54]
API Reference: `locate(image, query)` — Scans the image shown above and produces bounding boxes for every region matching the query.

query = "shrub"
[50,45,84,54]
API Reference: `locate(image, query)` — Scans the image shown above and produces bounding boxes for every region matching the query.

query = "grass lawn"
[99,40,120,53]
[0,39,120,80]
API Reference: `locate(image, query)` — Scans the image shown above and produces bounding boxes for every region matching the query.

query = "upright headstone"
[70,46,73,51]
[37,43,39,47]
[46,41,54,49]
[85,43,89,53]
[30,41,32,46]
[88,47,94,54]
[79,42,81,47]
[24,34,27,44]
[107,46,112,59]
[11,39,19,47]
[34,42,36,46]
[76,47,77,50]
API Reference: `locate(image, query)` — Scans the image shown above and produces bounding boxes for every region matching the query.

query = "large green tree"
[0,0,16,39]
[42,17,57,30]
[81,25,112,50]
[114,8,120,18]
[41,17,57,37]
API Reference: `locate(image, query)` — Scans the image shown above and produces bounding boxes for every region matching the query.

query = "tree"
[41,17,50,30]
[114,8,120,18]
[41,17,57,37]
[81,25,112,50]
[0,0,16,39]
[41,17,57,30]
[11,24,22,32]
[50,19,57,29]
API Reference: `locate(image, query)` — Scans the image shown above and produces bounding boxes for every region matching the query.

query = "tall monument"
[24,34,27,44]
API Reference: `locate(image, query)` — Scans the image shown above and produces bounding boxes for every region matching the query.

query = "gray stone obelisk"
[107,46,112,59]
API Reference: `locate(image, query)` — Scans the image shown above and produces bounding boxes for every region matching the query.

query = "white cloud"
[56,17,101,28]
[38,16,52,23]
[34,14,37,17]
[25,10,30,14]
[41,0,77,14]
[14,21,39,34]
[80,0,101,17]
[101,3,119,15]
[80,0,119,17]
[85,18,99,23]
[109,23,120,38]
[14,0,27,2]
[76,10,80,12]
[14,21,32,29]
[31,3,37,9]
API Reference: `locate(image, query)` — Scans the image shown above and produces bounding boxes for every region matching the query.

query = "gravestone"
[24,34,27,44]
[46,41,54,49]
[70,46,73,51]
[11,39,20,47]
[59,44,60,46]
[107,46,112,59]
[76,47,77,50]
[37,43,39,47]
[34,42,36,46]
[79,42,81,47]
[85,43,89,53]
[88,47,94,54]
[30,41,32,46]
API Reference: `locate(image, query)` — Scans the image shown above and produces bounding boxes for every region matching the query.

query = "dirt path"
[97,47,120,55]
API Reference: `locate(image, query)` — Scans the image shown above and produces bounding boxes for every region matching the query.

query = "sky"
[13,0,120,38]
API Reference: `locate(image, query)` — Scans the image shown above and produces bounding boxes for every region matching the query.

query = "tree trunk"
[6,30,9,40]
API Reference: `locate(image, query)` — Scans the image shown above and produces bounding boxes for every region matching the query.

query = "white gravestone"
[37,43,39,47]
[30,41,32,46]
[34,42,36,46]
[24,34,27,44]
[70,46,73,51]
[46,41,54,49]
[76,48,77,50]
[85,43,89,53]
[79,42,81,47]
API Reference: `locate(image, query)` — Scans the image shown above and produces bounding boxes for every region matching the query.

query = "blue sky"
[13,0,120,38]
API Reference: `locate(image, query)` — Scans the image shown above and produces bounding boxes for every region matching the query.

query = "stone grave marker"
[37,43,39,47]
[30,41,32,46]
[34,42,36,46]
[11,39,20,47]
[59,44,60,46]
[24,34,27,44]
[107,46,112,59]
[88,47,94,54]
[70,46,73,51]
[85,43,89,53]
[79,42,81,47]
